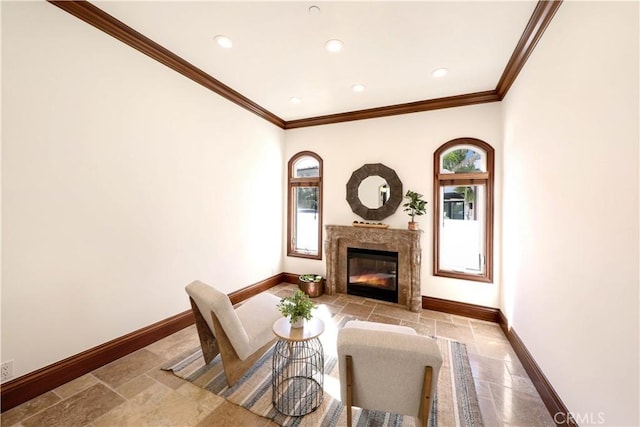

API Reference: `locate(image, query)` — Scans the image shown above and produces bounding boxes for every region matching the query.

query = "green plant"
[299,274,322,282]
[403,190,428,222]
[276,290,317,323]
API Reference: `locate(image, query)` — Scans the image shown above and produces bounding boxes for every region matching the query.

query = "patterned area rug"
[162,310,483,427]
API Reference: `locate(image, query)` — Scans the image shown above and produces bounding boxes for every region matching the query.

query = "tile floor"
[1,284,555,427]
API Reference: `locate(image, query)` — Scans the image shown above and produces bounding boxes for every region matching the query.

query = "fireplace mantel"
[325,225,422,312]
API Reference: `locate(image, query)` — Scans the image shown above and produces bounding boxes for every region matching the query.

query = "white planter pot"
[290,318,305,328]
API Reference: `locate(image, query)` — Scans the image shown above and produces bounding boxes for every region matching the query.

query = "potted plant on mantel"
[403,190,427,230]
[276,290,317,328]
[298,274,324,298]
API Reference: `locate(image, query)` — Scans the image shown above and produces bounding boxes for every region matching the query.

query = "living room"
[2,1,638,426]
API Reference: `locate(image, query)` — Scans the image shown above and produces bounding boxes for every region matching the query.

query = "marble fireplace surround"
[325,225,422,312]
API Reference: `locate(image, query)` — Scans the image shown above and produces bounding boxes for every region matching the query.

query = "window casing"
[433,138,494,282]
[287,151,323,259]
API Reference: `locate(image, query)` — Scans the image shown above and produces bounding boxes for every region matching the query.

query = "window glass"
[294,157,319,178]
[288,152,322,259]
[440,147,486,173]
[439,184,485,273]
[293,187,319,256]
[434,139,493,282]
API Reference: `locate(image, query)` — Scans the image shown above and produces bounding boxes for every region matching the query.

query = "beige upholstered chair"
[185,280,282,386]
[337,320,443,427]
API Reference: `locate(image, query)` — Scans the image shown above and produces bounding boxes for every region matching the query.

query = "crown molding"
[48,0,561,129]
[284,90,500,129]
[47,0,286,129]
[496,0,563,99]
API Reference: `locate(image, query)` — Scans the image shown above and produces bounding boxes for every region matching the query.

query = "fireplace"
[325,225,422,312]
[347,248,398,303]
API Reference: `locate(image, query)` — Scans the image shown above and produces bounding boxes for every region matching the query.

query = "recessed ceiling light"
[214,35,233,49]
[290,97,302,104]
[432,68,448,78]
[352,84,365,93]
[325,39,344,53]
[308,5,321,15]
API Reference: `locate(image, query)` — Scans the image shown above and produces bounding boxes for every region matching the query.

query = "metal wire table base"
[272,337,324,416]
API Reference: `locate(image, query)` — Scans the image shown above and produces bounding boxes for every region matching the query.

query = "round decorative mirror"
[358,175,389,209]
[346,163,403,220]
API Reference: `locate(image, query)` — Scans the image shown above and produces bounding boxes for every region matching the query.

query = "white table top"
[272,317,325,342]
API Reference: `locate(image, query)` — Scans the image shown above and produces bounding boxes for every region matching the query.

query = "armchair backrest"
[337,324,442,418]
[185,280,250,358]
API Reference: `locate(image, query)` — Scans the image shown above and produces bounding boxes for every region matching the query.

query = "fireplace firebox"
[347,247,399,303]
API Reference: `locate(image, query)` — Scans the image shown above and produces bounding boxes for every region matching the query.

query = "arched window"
[287,151,323,259]
[433,138,494,282]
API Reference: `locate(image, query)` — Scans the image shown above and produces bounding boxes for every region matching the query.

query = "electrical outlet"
[1,360,14,382]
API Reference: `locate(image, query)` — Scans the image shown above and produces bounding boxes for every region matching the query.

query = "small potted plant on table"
[403,190,427,230]
[298,274,324,298]
[277,290,317,328]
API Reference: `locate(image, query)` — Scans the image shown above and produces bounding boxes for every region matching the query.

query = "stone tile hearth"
[324,224,422,312]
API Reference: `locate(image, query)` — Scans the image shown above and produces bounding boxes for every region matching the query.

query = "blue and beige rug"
[162,311,483,427]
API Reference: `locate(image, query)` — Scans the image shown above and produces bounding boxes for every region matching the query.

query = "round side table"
[272,316,325,416]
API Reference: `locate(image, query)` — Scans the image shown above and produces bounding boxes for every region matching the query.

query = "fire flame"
[349,273,394,289]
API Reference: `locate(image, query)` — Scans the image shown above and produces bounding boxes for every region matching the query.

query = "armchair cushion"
[338,320,442,417]
[185,280,281,361]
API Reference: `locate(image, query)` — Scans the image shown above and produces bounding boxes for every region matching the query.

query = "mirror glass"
[346,163,402,221]
[358,176,389,209]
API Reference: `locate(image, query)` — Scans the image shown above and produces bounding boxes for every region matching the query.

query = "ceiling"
[89,1,539,123]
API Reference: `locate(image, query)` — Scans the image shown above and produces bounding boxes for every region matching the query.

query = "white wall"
[1,2,284,379]
[502,2,639,425]
[284,103,503,308]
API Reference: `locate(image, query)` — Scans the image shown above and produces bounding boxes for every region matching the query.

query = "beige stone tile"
[473,378,494,399]
[197,400,271,426]
[53,374,99,400]
[145,324,201,359]
[505,358,528,378]
[311,293,340,305]
[93,349,165,389]
[435,320,475,345]
[401,319,434,336]
[340,302,374,318]
[452,315,472,326]
[420,309,453,322]
[368,313,403,326]
[467,353,512,388]
[272,288,296,299]
[148,367,190,390]
[462,341,481,356]
[321,302,345,315]
[371,303,420,322]
[506,374,541,399]
[325,296,348,307]
[0,392,61,427]
[116,374,157,399]
[22,384,124,427]
[336,293,369,305]
[490,383,555,427]
[176,382,225,412]
[93,382,214,427]
[410,316,435,333]
[478,397,504,427]
[470,320,508,342]
[475,338,520,363]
